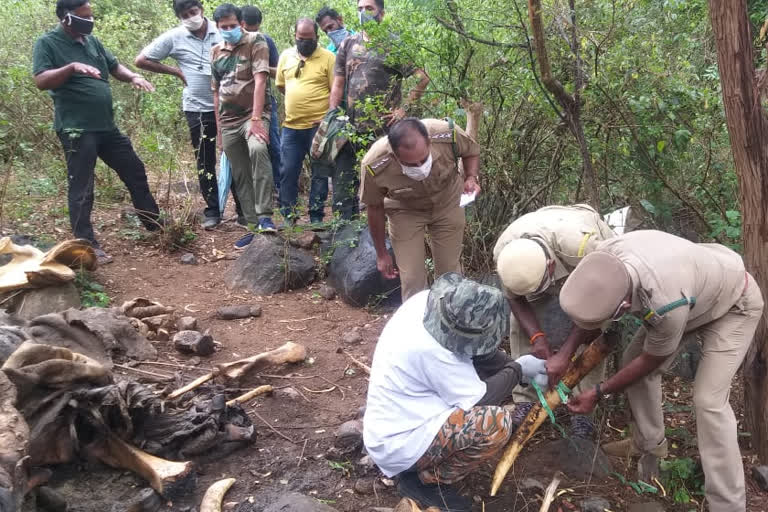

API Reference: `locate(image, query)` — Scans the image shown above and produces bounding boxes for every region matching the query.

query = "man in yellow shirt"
[275,17,335,224]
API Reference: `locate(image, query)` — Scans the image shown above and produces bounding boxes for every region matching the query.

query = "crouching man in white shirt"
[363,272,547,510]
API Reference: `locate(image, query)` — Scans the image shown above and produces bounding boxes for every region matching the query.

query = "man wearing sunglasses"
[360,117,480,302]
[493,204,615,437]
[275,18,335,225]
[560,230,763,512]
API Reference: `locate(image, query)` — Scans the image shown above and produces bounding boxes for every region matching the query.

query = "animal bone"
[226,385,273,406]
[200,478,235,512]
[85,433,194,498]
[168,342,307,399]
[490,335,613,496]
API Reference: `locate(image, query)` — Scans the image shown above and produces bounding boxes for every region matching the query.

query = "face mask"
[400,153,433,181]
[358,10,378,26]
[296,39,318,57]
[220,26,242,44]
[64,13,94,36]
[327,27,349,47]
[182,14,204,32]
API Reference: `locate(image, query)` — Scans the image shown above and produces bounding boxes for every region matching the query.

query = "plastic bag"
[218,153,231,215]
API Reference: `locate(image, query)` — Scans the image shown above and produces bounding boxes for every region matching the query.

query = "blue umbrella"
[218,153,231,216]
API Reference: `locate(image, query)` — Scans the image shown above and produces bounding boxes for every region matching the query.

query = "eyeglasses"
[295,60,305,78]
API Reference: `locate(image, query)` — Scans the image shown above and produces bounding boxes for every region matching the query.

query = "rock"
[35,486,67,512]
[752,465,768,491]
[519,478,546,492]
[176,316,198,331]
[318,285,336,301]
[217,305,261,320]
[156,328,170,341]
[334,419,364,452]
[110,488,161,512]
[180,253,197,265]
[173,330,215,356]
[289,231,321,250]
[357,455,375,471]
[325,224,401,308]
[0,325,26,365]
[263,493,339,512]
[274,387,302,401]
[341,327,363,345]
[581,496,611,512]
[142,314,175,331]
[628,503,665,512]
[4,283,81,320]
[188,356,201,366]
[533,438,612,480]
[226,235,315,295]
[353,478,377,495]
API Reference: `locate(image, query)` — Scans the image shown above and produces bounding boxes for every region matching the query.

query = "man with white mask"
[135,0,244,230]
[360,118,481,301]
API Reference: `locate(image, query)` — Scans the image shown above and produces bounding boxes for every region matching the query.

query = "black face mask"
[64,13,94,36]
[296,39,318,57]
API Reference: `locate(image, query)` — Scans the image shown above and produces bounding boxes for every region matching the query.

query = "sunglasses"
[295,60,305,78]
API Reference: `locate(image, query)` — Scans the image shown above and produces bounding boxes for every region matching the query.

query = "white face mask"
[182,14,204,32]
[400,153,433,181]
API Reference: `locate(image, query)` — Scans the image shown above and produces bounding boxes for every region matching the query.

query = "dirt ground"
[9,197,768,512]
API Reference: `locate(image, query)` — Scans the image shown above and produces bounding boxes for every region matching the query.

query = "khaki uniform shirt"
[359,119,481,212]
[493,205,616,296]
[596,230,747,357]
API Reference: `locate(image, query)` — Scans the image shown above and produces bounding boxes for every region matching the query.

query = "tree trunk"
[708,0,768,461]
[527,0,599,208]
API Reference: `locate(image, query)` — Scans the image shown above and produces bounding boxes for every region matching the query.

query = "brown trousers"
[387,205,465,302]
[624,273,763,512]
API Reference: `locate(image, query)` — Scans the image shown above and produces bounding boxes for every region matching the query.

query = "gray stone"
[334,419,363,451]
[173,330,215,356]
[325,224,401,308]
[318,285,336,300]
[341,328,363,345]
[519,477,546,492]
[752,465,768,492]
[357,455,375,471]
[7,283,81,321]
[274,387,302,401]
[226,235,315,295]
[176,316,198,331]
[263,493,339,512]
[180,253,197,265]
[353,478,377,495]
[110,488,161,512]
[628,503,665,512]
[581,496,611,512]
[216,305,261,320]
[533,438,612,480]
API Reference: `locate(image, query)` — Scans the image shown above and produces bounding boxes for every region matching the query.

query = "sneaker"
[258,217,277,233]
[233,232,255,250]
[202,216,220,230]
[569,414,596,440]
[93,247,114,265]
[397,472,471,511]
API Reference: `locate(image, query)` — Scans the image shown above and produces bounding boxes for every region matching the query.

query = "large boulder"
[1,283,81,320]
[225,235,315,295]
[325,223,401,307]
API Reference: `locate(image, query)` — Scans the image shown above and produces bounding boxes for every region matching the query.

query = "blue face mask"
[327,27,350,47]
[220,26,242,44]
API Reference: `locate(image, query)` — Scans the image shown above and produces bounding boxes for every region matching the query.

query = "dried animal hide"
[0,238,96,293]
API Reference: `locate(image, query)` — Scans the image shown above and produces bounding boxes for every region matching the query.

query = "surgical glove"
[515,354,548,385]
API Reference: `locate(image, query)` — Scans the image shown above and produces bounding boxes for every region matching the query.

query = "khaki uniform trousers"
[387,204,465,302]
[221,119,274,224]
[623,273,763,512]
[508,292,606,403]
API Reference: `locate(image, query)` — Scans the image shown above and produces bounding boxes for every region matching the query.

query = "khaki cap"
[560,252,631,330]
[496,239,547,296]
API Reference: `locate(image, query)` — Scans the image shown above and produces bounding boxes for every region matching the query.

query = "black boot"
[397,472,471,512]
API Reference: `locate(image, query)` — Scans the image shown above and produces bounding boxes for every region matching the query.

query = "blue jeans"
[279,125,321,220]
[269,97,281,191]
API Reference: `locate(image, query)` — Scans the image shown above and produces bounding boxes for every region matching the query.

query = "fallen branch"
[168,342,307,399]
[339,349,371,375]
[297,439,308,468]
[114,364,174,381]
[302,386,336,394]
[278,316,319,323]
[226,385,273,406]
[490,335,613,496]
[200,478,236,512]
[250,410,297,444]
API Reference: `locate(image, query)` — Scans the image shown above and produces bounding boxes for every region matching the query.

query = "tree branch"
[434,16,528,49]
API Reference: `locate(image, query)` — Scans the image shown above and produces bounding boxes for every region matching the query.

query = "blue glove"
[515,354,548,387]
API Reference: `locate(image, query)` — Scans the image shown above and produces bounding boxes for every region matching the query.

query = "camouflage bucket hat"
[423,273,510,357]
